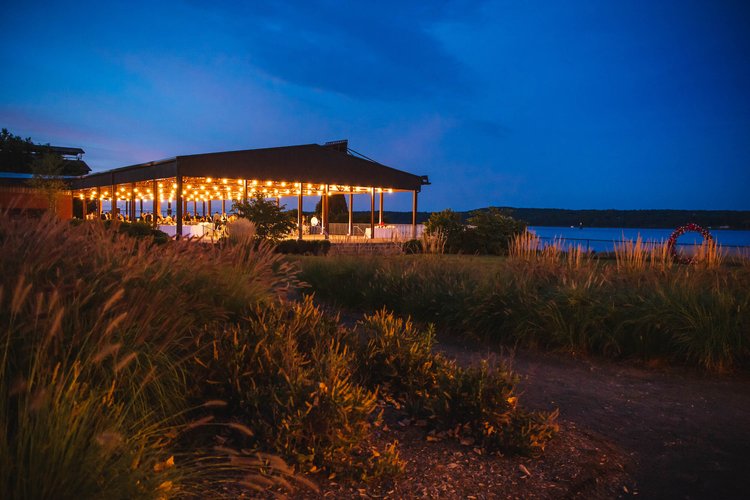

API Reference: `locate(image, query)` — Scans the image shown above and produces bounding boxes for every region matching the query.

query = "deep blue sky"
[2,0,749,211]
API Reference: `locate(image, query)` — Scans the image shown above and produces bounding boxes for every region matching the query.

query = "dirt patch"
[294,409,631,499]
[438,339,750,500]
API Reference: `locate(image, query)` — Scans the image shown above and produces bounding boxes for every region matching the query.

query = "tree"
[0,128,35,173]
[424,209,464,253]
[465,208,527,255]
[314,194,349,223]
[232,193,296,242]
[28,153,67,216]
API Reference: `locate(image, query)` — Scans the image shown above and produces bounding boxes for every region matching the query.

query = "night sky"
[2,1,749,212]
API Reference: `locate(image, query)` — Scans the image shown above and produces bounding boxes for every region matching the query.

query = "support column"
[369,188,375,239]
[202,200,206,217]
[222,198,226,214]
[111,182,117,222]
[347,193,353,236]
[152,178,158,229]
[176,175,183,238]
[411,190,418,239]
[208,199,212,217]
[130,183,136,221]
[82,193,87,219]
[243,180,248,203]
[297,183,303,241]
[379,190,384,225]
[96,187,101,218]
[323,185,329,239]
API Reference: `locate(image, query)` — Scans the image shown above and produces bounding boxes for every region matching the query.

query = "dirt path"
[438,340,750,500]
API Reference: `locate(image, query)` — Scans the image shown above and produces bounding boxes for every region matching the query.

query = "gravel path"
[438,341,750,500]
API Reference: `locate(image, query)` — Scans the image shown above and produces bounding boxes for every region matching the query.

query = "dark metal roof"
[72,143,429,191]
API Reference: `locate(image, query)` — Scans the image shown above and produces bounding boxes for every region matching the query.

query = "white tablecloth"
[158,223,214,238]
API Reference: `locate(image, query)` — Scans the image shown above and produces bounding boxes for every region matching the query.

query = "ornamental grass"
[0,213,306,498]
[297,250,750,372]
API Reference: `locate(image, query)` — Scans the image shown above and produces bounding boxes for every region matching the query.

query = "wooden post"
[411,190,418,240]
[369,188,375,239]
[297,183,303,241]
[348,193,353,236]
[243,180,248,203]
[152,178,158,228]
[379,191,384,225]
[176,174,183,238]
[81,193,87,219]
[96,187,101,218]
[222,198,226,214]
[130,183,136,221]
[111,181,117,221]
[208,199,212,217]
[323,185,329,239]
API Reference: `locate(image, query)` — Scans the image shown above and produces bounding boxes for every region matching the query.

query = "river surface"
[528,226,750,253]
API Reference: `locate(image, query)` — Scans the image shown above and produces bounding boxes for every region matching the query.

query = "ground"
[283,337,750,499]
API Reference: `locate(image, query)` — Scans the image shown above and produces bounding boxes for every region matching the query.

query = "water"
[528,226,750,254]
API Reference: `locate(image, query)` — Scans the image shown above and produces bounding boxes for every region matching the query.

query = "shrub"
[195,297,403,479]
[275,239,331,255]
[464,208,527,255]
[102,219,170,244]
[424,209,463,253]
[401,239,423,254]
[355,311,558,455]
[233,193,296,242]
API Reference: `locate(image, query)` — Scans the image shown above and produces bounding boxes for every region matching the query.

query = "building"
[71,140,429,239]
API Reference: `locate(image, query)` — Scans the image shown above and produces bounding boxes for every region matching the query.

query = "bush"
[464,208,527,255]
[401,239,423,254]
[355,311,558,455]
[275,239,331,255]
[424,209,464,253]
[233,193,296,242]
[195,297,402,479]
[102,219,171,244]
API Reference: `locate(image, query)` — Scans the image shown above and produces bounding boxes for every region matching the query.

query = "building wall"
[0,186,73,219]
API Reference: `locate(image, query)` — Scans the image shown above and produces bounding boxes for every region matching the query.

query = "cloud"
[192,0,485,101]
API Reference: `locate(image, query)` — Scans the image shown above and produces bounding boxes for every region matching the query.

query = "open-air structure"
[71,140,429,239]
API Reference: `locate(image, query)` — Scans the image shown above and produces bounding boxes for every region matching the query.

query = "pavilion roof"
[72,143,429,192]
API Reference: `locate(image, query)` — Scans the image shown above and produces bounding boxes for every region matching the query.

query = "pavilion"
[71,140,429,239]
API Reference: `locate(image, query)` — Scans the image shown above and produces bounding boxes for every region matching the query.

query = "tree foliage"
[424,209,464,253]
[315,194,349,223]
[28,153,67,216]
[465,208,527,255]
[425,208,526,255]
[233,193,296,242]
[0,128,35,173]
